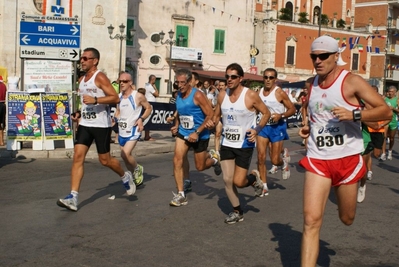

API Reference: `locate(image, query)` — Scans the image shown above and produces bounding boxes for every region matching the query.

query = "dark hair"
[148,75,156,82]
[192,71,199,81]
[226,63,244,77]
[83,47,100,61]
[197,81,203,88]
[219,80,226,86]
[175,68,193,83]
[263,68,278,77]
[137,88,146,95]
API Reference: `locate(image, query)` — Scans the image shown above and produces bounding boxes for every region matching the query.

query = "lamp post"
[107,23,136,76]
[383,16,393,92]
[318,0,323,36]
[159,30,184,94]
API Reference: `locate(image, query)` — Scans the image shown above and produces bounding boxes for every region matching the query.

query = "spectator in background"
[203,80,210,94]
[0,76,6,146]
[288,90,299,104]
[143,75,159,141]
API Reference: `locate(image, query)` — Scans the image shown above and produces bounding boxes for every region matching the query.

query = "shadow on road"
[269,223,336,267]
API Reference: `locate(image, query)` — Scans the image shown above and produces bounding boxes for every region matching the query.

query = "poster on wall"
[42,93,73,140]
[24,60,72,93]
[7,92,42,141]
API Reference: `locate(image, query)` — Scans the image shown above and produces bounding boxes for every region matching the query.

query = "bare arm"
[135,93,153,132]
[82,72,120,105]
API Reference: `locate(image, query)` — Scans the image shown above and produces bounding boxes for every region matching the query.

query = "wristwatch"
[281,114,285,118]
[94,96,98,105]
[195,130,201,135]
[353,110,361,121]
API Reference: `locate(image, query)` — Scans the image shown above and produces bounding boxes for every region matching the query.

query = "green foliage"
[337,19,346,28]
[298,12,309,23]
[279,8,292,21]
[321,14,329,26]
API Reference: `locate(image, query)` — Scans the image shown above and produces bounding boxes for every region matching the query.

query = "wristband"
[94,96,98,105]
[254,125,262,133]
[195,130,201,135]
[139,116,145,121]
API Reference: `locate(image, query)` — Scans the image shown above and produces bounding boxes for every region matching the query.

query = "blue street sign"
[20,21,80,48]
[19,34,80,48]
[20,21,80,36]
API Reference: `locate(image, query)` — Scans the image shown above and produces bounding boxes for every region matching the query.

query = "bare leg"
[221,159,240,207]
[256,136,269,183]
[70,144,90,191]
[301,171,331,267]
[173,138,190,192]
[120,140,138,173]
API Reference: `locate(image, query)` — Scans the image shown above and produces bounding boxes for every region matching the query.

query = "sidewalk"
[0,127,300,159]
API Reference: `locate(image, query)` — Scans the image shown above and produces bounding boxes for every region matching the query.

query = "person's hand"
[246,129,257,143]
[299,125,310,139]
[170,125,178,136]
[205,119,215,129]
[331,107,351,121]
[134,118,144,132]
[166,116,175,124]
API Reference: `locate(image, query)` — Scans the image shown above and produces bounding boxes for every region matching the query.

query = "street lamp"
[159,29,184,94]
[318,0,323,36]
[107,23,136,76]
[383,16,393,92]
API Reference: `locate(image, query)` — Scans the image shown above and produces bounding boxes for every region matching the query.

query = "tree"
[321,14,329,26]
[298,12,309,23]
[337,19,346,29]
[279,8,292,21]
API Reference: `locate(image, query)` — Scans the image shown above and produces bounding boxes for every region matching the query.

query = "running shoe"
[183,179,192,192]
[123,171,136,196]
[209,149,222,176]
[224,212,244,224]
[255,188,269,197]
[387,150,392,160]
[357,185,366,203]
[133,165,144,186]
[251,169,264,196]
[366,171,373,181]
[57,194,78,211]
[169,192,188,207]
[268,165,278,174]
[282,158,290,180]
[282,148,291,163]
[379,153,386,161]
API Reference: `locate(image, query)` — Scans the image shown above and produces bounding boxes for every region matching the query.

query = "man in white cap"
[298,35,392,266]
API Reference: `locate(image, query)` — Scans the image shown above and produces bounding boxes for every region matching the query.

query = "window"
[126,17,135,46]
[214,29,225,53]
[150,55,161,65]
[176,25,188,47]
[155,77,161,90]
[352,53,359,71]
[287,46,295,65]
[151,33,160,43]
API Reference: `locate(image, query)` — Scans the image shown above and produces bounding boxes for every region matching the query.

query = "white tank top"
[259,86,285,125]
[79,70,111,127]
[118,91,143,137]
[221,87,256,149]
[307,70,363,159]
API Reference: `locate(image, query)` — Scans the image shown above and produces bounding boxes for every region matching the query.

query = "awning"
[193,69,264,82]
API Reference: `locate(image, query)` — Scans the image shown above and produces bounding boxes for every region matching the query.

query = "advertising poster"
[42,93,72,140]
[7,92,42,141]
[24,60,72,93]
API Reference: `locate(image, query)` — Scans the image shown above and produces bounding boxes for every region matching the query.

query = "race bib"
[224,126,243,142]
[312,123,346,148]
[179,115,194,129]
[82,106,97,120]
[118,118,128,130]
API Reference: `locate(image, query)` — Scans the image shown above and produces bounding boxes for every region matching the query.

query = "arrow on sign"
[21,35,31,45]
[70,26,79,35]
[69,49,78,59]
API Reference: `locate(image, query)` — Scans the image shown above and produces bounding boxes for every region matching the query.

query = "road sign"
[20,21,80,48]
[20,21,80,36]
[20,46,79,61]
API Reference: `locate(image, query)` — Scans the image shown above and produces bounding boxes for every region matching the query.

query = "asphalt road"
[1,135,398,267]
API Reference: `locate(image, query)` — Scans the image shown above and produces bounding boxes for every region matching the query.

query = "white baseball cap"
[311,36,339,53]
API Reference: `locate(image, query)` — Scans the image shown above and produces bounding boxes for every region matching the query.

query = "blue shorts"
[258,120,289,143]
[118,133,141,147]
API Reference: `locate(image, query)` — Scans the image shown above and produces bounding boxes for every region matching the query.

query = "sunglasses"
[119,80,131,84]
[310,52,336,61]
[263,76,275,80]
[225,74,240,80]
[80,56,95,61]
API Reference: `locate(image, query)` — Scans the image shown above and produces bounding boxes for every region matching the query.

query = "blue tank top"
[176,88,210,140]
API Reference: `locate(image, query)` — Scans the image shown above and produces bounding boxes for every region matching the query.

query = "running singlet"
[307,70,363,159]
[259,86,285,125]
[221,87,256,149]
[176,88,210,140]
[118,91,142,138]
[385,96,398,123]
[78,70,111,128]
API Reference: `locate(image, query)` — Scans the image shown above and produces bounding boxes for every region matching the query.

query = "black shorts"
[220,145,254,169]
[75,125,112,154]
[0,102,5,128]
[370,132,384,149]
[176,133,209,153]
[362,141,374,156]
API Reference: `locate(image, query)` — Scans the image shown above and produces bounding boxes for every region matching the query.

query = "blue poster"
[7,92,42,140]
[42,93,72,140]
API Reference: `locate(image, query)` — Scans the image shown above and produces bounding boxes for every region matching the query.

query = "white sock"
[71,190,78,201]
[122,173,130,183]
[263,183,268,190]
[178,191,185,197]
